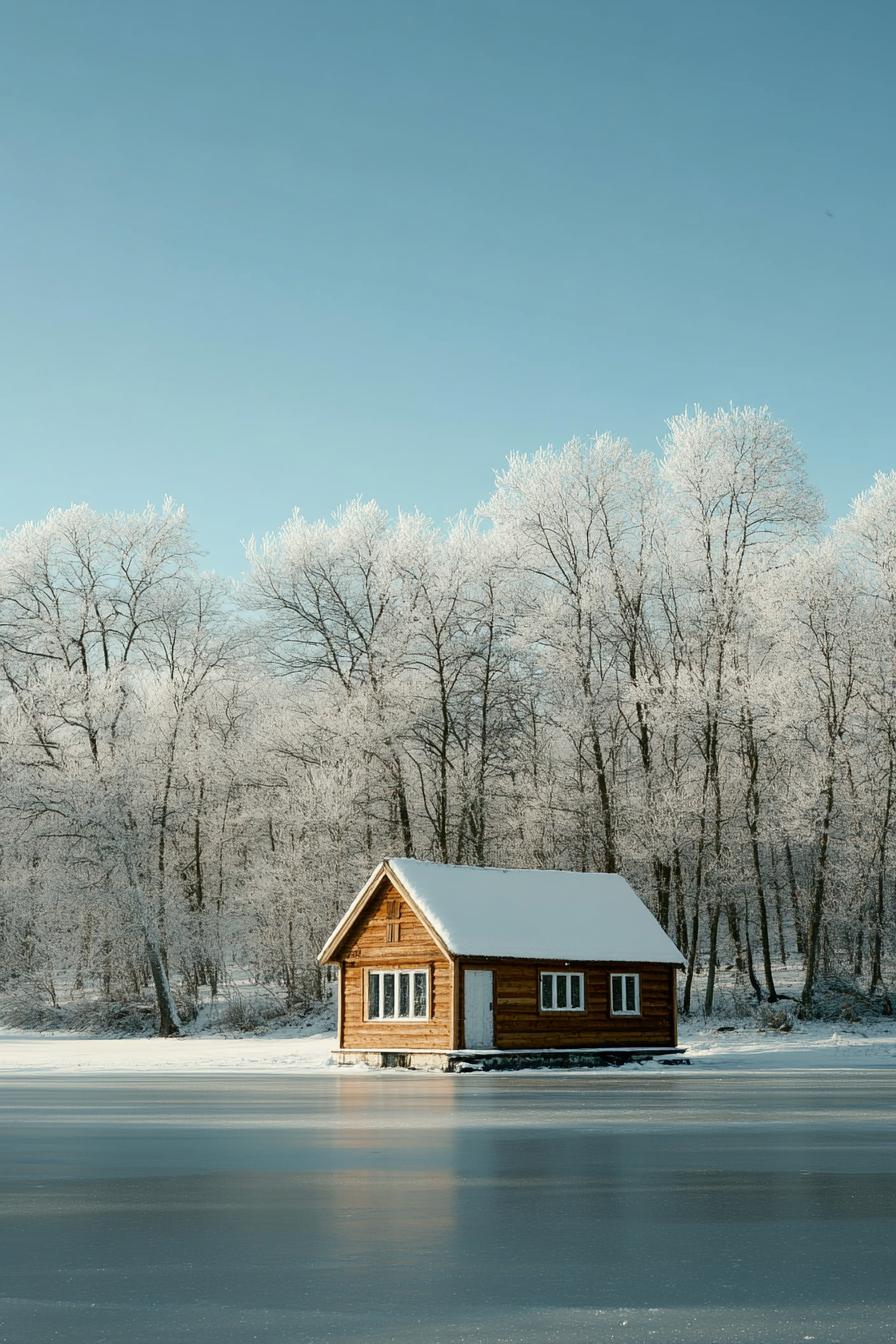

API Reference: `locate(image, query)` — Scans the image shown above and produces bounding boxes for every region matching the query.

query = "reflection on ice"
[1,1074,894,1344]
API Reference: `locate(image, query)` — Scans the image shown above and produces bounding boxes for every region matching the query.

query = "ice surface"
[2,1073,895,1344]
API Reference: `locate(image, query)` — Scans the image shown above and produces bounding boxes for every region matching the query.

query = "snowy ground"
[1,1018,895,1074]
[0,1019,336,1075]
[680,1020,896,1070]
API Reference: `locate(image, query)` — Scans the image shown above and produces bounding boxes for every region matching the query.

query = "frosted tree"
[1,408,894,1030]
[0,503,243,1033]
[483,435,654,874]
[660,406,823,1010]
[767,540,861,1010]
[838,472,896,989]
[245,499,416,855]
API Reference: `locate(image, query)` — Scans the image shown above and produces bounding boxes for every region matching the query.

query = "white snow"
[679,1021,896,1071]
[384,858,686,964]
[2,1019,894,1075]
[0,1028,335,1075]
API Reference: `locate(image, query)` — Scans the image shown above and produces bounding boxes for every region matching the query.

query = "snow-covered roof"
[321,858,685,965]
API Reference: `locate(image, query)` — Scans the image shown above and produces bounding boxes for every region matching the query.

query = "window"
[610,973,640,1016]
[367,969,429,1020]
[384,898,401,944]
[540,972,585,1012]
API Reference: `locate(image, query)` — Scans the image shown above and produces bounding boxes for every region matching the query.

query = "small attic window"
[384,897,401,944]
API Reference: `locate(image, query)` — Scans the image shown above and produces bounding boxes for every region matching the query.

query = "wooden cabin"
[318,859,686,1070]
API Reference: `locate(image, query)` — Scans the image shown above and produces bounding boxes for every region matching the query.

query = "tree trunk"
[591,726,617,873]
[101,936,112,999]
[682,897,699,1016]
[869,758,892,991]
[743,903,764,1003]
[802,775,835,1014]
[673,848,688,956]
[725,901,745,974]
[742,737,777,999]
[704,902,722,1015]
[393,757,414,856]
[755,886,778,1001]
[145,934,182,1037]
[769,850,788,965]
[654,858,671,931]
[785,840,805,956]
[870,872,886,991]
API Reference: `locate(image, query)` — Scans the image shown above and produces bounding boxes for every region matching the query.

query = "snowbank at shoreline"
[680,1021,896,1071]
[1,1018,895,1076]
[0,1026,335,1075]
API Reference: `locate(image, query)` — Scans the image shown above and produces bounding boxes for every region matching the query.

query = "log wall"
[460,959,677,1049]
[339,881,454,1050]
[332,877,678,1052]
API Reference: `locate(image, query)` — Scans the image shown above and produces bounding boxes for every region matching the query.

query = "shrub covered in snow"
[0,984,197,1036]
[756,1002,797,1032]
[809,976,893,1023]
[215,991,291,1033]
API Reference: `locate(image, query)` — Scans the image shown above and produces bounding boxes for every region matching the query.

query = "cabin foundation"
[331,1046,688,1072]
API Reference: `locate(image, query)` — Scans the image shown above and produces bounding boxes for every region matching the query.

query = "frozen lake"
[1,1072,894,1343]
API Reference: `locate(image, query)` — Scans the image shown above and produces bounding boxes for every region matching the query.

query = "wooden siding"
[340,881,453,1050]
[331,874,677,1051]
[460,959,677,1049]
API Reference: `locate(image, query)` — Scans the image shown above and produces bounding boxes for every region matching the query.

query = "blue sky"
[1,0,893,573]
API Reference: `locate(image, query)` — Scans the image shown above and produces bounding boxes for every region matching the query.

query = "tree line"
[0,406,893,1033]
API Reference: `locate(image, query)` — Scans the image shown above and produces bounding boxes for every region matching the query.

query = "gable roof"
[318,858,685,966]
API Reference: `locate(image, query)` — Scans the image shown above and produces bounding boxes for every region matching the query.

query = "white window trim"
[365,968,430,1022]
[539,971,585,1012]
[610,972,641,1016]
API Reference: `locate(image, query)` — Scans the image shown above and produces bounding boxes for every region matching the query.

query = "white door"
[464,969,494,1049]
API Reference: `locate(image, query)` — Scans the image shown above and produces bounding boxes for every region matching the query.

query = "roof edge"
[317,862,389,964]
[384,860,454,959]
[451,952,686,966]
[317,859,455,964]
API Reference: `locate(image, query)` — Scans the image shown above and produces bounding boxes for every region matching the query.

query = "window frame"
[539,970,586,1013]
[365,967,430,1022]
[609,972,641,1016]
